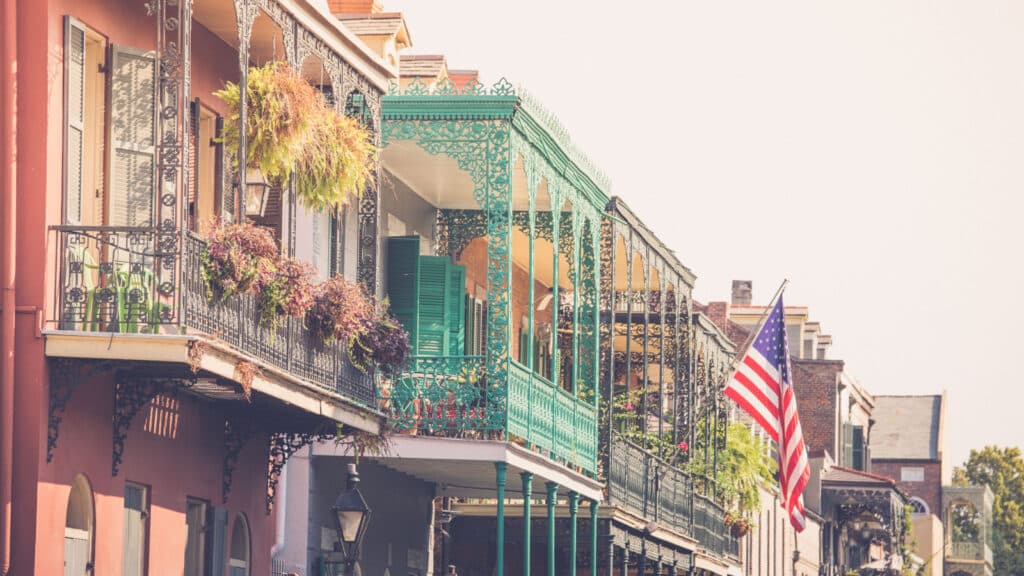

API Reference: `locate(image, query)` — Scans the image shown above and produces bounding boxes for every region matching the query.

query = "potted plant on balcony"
[717,423,777,538]
[306,275,375,346]
[253,256,316,331]
[351,303,411,376]
[215,61,376,213]
[201,219,279,302]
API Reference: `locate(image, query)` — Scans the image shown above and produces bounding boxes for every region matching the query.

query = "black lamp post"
[331,463,371,576]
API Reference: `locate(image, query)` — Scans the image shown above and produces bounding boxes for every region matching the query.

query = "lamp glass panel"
[337,510,364,542]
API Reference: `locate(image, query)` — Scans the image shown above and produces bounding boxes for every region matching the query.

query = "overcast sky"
[385,0,1024,466]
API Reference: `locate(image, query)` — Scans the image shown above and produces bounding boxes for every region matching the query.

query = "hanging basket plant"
[306,275,375,346]
[254,256,316,331]
[215,61,376,213]
[201,219,280,302]
[352,303,411,376]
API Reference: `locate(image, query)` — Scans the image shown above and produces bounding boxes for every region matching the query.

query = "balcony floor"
[43,330,383,434]
[312,435,603,501]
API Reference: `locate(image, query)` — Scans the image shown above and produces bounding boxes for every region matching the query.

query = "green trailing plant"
[714,423,777,522]
[215,61,376,212]
[607,388,687,462]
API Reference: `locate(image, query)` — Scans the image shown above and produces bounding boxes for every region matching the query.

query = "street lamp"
[331,463,371,576]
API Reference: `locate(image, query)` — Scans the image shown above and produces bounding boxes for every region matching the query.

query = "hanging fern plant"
[215,61,376,212]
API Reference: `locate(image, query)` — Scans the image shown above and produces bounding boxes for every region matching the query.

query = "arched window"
[909,497,930,516]
[64,474,94,576]
[229,513,250,576]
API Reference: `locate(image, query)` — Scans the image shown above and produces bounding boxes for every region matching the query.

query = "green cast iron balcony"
[380,356,598,474]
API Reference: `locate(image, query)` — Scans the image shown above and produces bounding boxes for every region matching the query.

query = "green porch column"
[568,492,580,575]
[522,472,534,576]
[589,500,599,576]
[495,463,507,576]
[547,482,558,576]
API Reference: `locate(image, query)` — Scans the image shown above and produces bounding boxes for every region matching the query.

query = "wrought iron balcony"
[948,541,992,565]
[380,356,598,473]
[49,226,376,407]
[607,435,736,558]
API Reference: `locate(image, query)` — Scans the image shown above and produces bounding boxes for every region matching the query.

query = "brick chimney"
[706,302,729,332]
[448,69,479,92]
[731,280,752,306]
[328,0,383,14]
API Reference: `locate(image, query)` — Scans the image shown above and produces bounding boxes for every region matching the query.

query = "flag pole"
[728,278,789,372]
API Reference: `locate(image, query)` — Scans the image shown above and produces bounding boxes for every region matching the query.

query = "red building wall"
[791,359,843,459]
[871,460,943,517]
[10,0,264,573]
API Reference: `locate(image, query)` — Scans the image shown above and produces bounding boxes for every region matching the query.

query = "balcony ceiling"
[383,141,477,209]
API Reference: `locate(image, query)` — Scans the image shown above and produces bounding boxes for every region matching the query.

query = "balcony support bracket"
[112,374,185,476]
[266,427,338,514]
[47,357,116,463]
[223,414,260,504]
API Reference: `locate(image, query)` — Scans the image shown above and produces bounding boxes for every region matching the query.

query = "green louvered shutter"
[464,294,475,355]
[386,236,421,352]
[108,45,156,227]
[447,262,466,355]
[418,256,449,356]
[63,17,87,225]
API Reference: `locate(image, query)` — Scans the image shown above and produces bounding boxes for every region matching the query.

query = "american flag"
[724,295,811,532]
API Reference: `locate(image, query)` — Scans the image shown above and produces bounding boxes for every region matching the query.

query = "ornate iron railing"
[607,435,737,559]
[507,360,597,473]
[49,227,376,406]
[381,356,597,473]
[380,355,490,434]
[948,541,991,564]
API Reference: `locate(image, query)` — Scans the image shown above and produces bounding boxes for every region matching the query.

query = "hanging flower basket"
[352,306,411,376]
[201,220,279,302]
[254,256,316,331]
[215,61,376,213]
[306,275,375,346]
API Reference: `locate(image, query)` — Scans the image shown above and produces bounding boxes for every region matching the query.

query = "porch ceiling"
[312,435,604,501]
[383,142,477,209]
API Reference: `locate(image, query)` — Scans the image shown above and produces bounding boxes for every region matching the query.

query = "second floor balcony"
[375,80,610,475]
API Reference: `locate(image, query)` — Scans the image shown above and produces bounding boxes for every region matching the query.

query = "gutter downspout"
[0,0,17,570]
[270,461,287,562]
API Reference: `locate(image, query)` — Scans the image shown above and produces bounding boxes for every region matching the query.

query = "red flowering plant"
[352,301,411,376]
[254,256,316,331]
[200,219,279,302]
[306,275,375,346]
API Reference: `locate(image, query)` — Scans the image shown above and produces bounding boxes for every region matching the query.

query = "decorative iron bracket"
[112,375,178,476]
[47,357,116,463]
[223,414,260,503]
[266,427,338,514]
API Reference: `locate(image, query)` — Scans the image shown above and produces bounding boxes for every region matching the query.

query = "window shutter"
[207,507,228,576]
[446,261,466,355]
[63,17,87,225]
[188,99,200,230]
[122,484,147,576]
[386,236,421,353]
[108,45,157,227]
[464,294,475,355]
[417,256,450,356]
[852,426,865,471]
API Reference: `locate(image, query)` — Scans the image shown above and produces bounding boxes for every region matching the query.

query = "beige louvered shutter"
[107,45,157,227]
[63,17,87,225]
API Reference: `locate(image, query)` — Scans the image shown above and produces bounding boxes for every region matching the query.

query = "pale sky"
[385,0,1024,466]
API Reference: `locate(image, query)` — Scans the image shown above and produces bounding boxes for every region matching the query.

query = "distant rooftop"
[399,54,447,78]
[871,395,942,461]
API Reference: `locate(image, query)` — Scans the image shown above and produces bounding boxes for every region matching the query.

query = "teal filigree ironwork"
[381,82,609,474]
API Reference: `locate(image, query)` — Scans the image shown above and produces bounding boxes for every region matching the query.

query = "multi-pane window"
[184,498,208,576]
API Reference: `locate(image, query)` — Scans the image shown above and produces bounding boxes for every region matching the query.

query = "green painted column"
[547,482,558,576]
[495,463,507,576]
[589,500,599,576]
[568,492,580,575]
[522,472,534,576]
